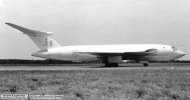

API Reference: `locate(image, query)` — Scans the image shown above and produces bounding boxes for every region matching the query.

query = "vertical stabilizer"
[5,23,61,50]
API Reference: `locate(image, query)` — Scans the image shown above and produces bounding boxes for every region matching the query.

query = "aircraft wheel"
[143,63,148,67]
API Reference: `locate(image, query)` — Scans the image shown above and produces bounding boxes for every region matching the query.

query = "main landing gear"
[105,63,119,67]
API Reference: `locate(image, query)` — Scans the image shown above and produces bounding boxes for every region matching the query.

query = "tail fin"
[5,23,61,50]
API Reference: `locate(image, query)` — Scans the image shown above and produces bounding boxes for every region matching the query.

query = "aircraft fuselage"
[32,44,186,63]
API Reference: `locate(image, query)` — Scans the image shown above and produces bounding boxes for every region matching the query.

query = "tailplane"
[5,23,61,50]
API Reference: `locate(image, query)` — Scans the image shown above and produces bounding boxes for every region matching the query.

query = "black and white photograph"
[0,0,190,99]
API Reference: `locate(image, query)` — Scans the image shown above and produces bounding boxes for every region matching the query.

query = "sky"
[1,0,190,60]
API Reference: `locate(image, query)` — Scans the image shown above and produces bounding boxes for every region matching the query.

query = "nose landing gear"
[143,63,148,67]
[139,61,149,67]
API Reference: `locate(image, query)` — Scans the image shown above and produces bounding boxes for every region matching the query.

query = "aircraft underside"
[101,56,149,67]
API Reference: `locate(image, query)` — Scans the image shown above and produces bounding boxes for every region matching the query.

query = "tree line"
[0,59,189,65]
[0,59,73,65]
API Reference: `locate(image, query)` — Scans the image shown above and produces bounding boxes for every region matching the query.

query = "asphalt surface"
[0,64,190,71]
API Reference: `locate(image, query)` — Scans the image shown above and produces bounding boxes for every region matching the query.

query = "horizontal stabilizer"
[5,23,52,36]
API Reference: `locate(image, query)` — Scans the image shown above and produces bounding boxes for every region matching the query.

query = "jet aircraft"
[6,23,186,66]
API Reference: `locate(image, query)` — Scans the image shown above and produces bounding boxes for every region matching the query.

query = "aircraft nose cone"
[177,50,186,57]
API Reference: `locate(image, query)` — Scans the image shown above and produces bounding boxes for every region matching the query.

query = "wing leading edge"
[78,49,158,57]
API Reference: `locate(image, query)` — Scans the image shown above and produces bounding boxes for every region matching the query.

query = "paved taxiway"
[0,65,190,71]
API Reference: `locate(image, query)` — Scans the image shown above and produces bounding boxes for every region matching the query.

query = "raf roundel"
[72,50,79,57]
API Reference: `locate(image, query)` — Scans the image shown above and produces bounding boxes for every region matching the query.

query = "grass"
[0,68,189,100]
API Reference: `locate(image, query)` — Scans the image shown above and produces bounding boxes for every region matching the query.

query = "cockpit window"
[172,46,177,51]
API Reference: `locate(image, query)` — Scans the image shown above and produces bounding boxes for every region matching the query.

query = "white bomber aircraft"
[6,23,186,66]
